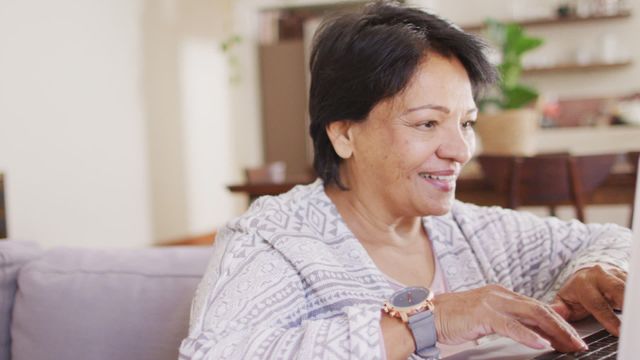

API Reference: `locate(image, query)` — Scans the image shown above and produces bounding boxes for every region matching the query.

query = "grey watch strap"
[408,310,439,359]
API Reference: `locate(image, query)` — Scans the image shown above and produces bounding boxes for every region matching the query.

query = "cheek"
[373,138,415,182]
[398,140,439,175]
[466,131,477,157]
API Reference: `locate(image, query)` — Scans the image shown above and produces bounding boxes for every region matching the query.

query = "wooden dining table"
[229,127,640,208]
[227,158,637,208]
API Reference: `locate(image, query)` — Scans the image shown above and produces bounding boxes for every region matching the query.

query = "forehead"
[393,53,475,111]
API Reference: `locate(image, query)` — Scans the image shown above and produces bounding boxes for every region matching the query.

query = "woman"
[180,3,631,359]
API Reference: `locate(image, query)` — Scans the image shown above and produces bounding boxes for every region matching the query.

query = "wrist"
[380,311,415,358]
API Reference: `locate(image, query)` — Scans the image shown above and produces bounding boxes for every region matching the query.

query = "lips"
[422,174,456,181]
[418,170,458,192]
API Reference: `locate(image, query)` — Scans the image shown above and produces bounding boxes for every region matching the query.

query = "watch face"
[390,287,431,308]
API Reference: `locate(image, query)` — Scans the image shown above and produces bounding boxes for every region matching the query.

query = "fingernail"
[534,337,551,349]
[580,340,588,351]
[574,336,587,349]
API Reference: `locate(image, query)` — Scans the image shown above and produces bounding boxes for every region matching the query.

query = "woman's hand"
[433,284,588,353]
[550,264,626,336]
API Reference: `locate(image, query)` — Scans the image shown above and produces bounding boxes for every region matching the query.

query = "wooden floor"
[159,231,216,246]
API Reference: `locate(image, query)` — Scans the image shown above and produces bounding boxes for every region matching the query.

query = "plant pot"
[475,109,540,156]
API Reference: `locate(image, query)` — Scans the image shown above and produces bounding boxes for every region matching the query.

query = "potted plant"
[475,20,544,155]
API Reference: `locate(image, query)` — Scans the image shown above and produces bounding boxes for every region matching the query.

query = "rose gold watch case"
[383,287,435,323]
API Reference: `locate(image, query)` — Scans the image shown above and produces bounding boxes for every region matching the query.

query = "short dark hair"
[308,1,497,188]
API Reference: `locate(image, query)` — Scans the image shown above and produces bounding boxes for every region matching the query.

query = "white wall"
[179,39,236,236]
[0,0,152,247]
[0,0,241,247]
[142,0,242,243]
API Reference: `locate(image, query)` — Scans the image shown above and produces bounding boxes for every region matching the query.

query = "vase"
[475,108,540,156]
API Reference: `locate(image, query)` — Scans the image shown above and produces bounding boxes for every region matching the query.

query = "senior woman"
[180,3,631,360]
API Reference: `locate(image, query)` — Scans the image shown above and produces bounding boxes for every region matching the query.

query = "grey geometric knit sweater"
[179,179,631,359]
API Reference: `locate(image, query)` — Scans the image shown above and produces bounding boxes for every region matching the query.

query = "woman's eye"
[420,121,437,129]
[462,120,476,129]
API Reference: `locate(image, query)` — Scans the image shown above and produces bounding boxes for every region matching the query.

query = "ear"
[326,120,355,159]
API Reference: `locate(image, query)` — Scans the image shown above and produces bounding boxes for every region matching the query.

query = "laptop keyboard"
[533,329,618,359]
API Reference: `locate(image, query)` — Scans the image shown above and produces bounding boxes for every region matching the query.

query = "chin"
[428,207,451,216]
[419,200,453,217]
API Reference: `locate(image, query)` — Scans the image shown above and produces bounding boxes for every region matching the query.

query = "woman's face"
[338,53,477,217]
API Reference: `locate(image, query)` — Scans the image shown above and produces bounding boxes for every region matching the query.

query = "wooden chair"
[245,161,287,184]
[477,153,617,222]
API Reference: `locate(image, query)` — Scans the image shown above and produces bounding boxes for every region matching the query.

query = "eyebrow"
[403,104,478,115]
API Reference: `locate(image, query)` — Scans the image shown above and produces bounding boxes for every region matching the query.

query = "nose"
[436,121,473,165]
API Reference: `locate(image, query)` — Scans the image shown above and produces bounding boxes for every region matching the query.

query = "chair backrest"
[245,161,287,184]
[573,154,619,195]
[513,154,576,208]
[629,152,640,173]
[477,153,617,221]
[478,153,573,205]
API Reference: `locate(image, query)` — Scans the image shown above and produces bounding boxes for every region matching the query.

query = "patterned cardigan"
[179,179,631,360]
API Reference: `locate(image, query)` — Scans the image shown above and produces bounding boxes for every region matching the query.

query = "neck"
[325,182,424,247]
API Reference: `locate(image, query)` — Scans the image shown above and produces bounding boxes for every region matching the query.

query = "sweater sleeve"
[178,227,385,360]
[454,203,632,302]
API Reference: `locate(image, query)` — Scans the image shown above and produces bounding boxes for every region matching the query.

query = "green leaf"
[480,18,544,111]
[504,24,523,51]
[513,37,543,55]
[220,34,243,53]
[502,85,538,109]
[499,61,521,89]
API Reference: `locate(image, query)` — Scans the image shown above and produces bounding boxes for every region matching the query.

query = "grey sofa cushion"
[0,240,42,360]
[11,246,211,360]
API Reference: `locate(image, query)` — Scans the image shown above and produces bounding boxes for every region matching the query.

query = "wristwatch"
[383,286,439,359]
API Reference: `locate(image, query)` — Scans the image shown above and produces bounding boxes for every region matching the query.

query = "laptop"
[443,158,640,360]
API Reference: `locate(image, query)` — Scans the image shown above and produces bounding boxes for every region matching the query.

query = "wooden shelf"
[463,9,631,31]
[523,60,632,74]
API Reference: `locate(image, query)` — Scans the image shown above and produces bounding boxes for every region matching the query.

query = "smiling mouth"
[418,173,457,182]
[418,172,457,192]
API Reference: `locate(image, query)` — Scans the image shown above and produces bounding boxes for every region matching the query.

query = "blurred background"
[0,0,638,248]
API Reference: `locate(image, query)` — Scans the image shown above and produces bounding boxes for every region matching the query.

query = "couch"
[0,239,211,360]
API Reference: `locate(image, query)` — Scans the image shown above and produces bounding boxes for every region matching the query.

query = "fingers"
[594,264,627,283]
[609,267,627,283]
[481,288,585,352]
[495,296,586,352]
[492,313,550,350]
[580,283,621,336]
[594,266,627,311]
[598,275,626,311]
[549,300,571,320]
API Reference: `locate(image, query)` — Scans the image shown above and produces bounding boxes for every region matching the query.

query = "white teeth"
[420,173,456,181]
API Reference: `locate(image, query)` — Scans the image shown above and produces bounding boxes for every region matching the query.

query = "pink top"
[384,256,449,294]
